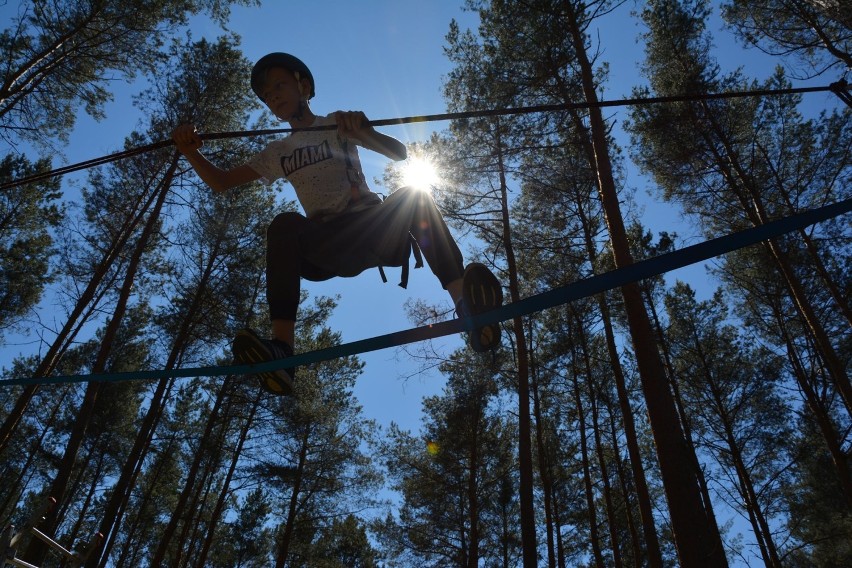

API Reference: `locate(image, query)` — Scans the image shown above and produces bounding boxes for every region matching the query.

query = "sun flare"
[401,155,441,192]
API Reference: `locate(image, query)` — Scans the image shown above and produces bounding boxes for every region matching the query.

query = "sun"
[401,155,441,192]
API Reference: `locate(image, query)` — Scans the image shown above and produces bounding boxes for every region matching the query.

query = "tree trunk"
[645,290,727,557]
[495,131,538,567]
[563,3,728,565]
[571,347,606,568]
[467,411,481,568]
[606,396,644,567]
[23,155,178,565]
[529,331,558,568]
[150,376,232,567]
[586,357,624,567]
[574,190,664,568]
[195,393,262,568]
[0,162,169,455]
[275,429,310,568]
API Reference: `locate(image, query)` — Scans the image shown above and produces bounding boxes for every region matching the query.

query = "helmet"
[251,53,315,100]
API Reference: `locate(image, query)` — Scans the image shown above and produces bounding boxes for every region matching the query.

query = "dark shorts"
[265,186,464,321]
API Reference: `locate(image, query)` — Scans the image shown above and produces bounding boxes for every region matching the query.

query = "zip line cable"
[3,195,850,388]
[1,81,849,192]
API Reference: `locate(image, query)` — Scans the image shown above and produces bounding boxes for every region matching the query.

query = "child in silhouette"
[173,52,502,395]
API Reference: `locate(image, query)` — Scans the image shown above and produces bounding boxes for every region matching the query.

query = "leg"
[379,186,465,289]
[383,187,503,351]
[447,279,463,305]
[265,212,315,326]
[233,212,330,396]
[272,319,295,346]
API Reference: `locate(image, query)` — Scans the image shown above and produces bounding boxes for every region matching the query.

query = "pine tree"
[721,0,851,76]
[628,0,852,505]
[664,283,794,565]
[90,35,271,567]
[0,0,257,146]
[782,417,852,566]
[376,349,521,567]
[0,155,62,334]
[240,313,382,568]
[513,140,666,567]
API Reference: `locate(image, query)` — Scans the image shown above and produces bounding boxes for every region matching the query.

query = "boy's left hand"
[334,110,373,139]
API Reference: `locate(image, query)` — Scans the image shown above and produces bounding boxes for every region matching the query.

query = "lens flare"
[401,156,441,192]
[426,440,440,456]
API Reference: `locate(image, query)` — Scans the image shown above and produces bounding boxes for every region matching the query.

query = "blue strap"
[3,197,849,388]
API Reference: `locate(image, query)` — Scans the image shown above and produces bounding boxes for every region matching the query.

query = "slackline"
[2,196,850,389]
[1,81,848,192]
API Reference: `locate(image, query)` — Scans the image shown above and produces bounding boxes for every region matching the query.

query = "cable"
[1,83,846,192]
[3,196,849,388]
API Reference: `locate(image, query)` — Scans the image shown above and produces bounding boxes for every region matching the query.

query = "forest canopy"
[1,1,849,566]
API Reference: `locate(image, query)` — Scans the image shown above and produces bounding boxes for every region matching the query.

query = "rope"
[1,83,846,192]
[3,196,849,388]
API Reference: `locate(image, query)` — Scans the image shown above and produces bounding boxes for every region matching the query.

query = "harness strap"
[337,134,424,288]
[398,234,424,289]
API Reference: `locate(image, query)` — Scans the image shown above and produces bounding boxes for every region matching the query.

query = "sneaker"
[232,328,296,396]
[456,262,503,352]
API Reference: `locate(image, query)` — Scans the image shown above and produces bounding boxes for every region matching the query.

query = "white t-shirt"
[247,114,381,219]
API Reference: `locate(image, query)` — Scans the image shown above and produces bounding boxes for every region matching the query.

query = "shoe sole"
[232,330,294,396]
[461,263,503,352]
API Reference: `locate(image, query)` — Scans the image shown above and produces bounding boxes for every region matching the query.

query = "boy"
[172,52,502,396]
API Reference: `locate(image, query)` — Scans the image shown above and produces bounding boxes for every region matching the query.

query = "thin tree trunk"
[23,156,178,565]
[93,379,175,567]
[606,397,643,567]
[495,130,538,567]
[0,164,169,455]
[583,344,624,568]
[467,411,481,568]
[571,345,606,568]
[563,3,728,564]
[275,429,310,568]
[151,376,232,567]
[574,190,664,568]
[528,320,557,568]
[195,393,262,567]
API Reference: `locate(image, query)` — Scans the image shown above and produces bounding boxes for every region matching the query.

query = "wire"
[3,196,849,388]
[1,83,846,192]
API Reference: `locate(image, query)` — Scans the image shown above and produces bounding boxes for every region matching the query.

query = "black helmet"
[251,53,315,100]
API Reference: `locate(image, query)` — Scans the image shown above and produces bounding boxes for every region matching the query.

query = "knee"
[392,185,433,208]
[267,212,306,240]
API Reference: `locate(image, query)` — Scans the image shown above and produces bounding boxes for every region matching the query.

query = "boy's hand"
[334,111,373,139]
[172,124,203,155]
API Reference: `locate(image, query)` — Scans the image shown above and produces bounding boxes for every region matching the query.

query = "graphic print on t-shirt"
[280,140,332,177]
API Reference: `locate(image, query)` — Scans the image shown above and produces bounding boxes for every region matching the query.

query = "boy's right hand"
[172,124,202,155]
